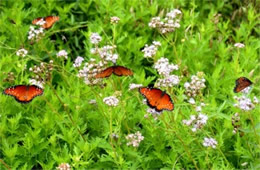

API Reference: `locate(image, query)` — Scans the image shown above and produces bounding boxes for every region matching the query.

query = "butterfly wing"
[113,66,133,76]
[95,67,114,78]
[139,87,173,112]
[3,85,43,103]
[234,77,253,93]
[32,17,43,25]
[156,93,174,111]
[43,16,59,29]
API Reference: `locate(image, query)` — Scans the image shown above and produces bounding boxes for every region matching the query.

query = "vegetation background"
[0,0,259,169]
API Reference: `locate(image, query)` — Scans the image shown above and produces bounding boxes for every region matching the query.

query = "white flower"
[148,17,162,28]
[185,73,206,98]
[29,79,44,89]
[89,99,97,104]
[183,113,208,132]
[253,96,259,104]
[16,48,28,57]
[142,42,160,58]
[241,162,248,167]
[126,131,144,147]
[129,83,143,90]
[57,50,68,59]
[152,41,161,46]
[28,26,44,40]
[90,33,102,44]
[103,96,119,106]
[241,86,251,94]
[156,75,180,87]
[196,106,202,112]
[154,57,178,76]
[73,56,84,68]
[184,82,190,89]
[166,9,182,19]
[234,96,255,111]
[188,98,195,104]
[111,16,120,24]
[149,9,182,34]
[234,43,245,48]
[35,18,46,26]
[146,108,161,120]
[56,163,71,170]
[97,45,118,63]
[203,137,218,149]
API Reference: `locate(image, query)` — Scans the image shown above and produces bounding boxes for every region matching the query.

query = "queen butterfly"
[32,16,59,29]
[95,65,133,78]
[139,87,174,112]
[233,77,253,93]
[3,85,44,103]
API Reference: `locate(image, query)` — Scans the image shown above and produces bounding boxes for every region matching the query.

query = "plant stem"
[0,159,11,170]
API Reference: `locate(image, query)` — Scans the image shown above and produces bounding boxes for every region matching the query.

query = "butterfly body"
[95,65,133,78]
[32,16,59,29]
[3,85,44,103]
[233,77,253,93]
[139,87,174,112]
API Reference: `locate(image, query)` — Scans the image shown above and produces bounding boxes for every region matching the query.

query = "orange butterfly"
[32,16,59,29]
[3,85,43,103]
[139,87,174,112]
[95,66,133,78]
[233,77,253,93]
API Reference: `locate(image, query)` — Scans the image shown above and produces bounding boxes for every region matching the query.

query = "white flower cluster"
[156,75,180,88]
[29,78,44,89]
[90,32,102,45]
[28,26,44,40]
[145,108,161,120]
[103,96,119,107]
[89,99,97,104]
[57,50,68,59]
[202,137,218,149]
[35,18,46,26]
[56,163,71,170]
[234,43,245,48]
[29,60,53,87]
[232,113,240,134]
[110,16,120,24]
[154,57,180,87]
[91,45,118,64]
[16,48,28,57]
[78,58,105,85]
[149,9,182,34]
[234,96,258,111]
[184,72,206,99]
[142,41,161,58]
[183,113,208,132]
[240,86,251,94]
[154,57,178,76]
[129,83,143,90]
[126,131,144,147]
[73,56,84,68]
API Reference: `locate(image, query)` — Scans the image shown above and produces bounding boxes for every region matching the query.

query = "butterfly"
[233,77,253,93]
[3,85,44,103]
[139,87,174,112]
[95,65,133,78]
[32,16,59,29]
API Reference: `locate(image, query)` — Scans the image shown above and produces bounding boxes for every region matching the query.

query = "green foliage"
[0,0,259,169]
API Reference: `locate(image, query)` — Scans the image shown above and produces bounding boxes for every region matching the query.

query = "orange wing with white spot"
[139,87,174,112]
[3,85,43,103]
[233,77,253,93]
[32,16,59,29]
